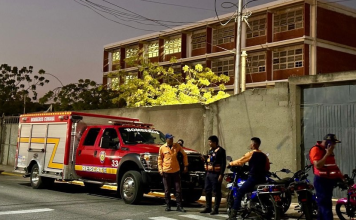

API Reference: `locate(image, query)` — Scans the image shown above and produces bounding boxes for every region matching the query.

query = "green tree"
[39,79,120,111]
[0,64,50,115]
[109,57,230,107]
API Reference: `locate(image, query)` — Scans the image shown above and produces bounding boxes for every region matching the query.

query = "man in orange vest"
[158,133,188,212]
[309,134,343,220]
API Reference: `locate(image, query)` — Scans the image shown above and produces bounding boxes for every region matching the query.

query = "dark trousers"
[163,171,182,207]
[204,172,222,209]
[232,176,265,210]
[314,175,336,220]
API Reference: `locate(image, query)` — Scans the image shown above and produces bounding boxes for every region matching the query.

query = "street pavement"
[0,165,340,220]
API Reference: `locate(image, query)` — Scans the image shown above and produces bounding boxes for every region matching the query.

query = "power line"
[139,0,230,12]
[75,0,162,32]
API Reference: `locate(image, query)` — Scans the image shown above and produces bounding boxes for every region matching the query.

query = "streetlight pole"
[234,0,243,95]
[46,73,64,87]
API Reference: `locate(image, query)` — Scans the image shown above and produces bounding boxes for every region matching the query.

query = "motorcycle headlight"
[140,153,158,170]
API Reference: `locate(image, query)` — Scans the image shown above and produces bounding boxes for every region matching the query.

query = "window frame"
[246,15,267,39]
[246,52,266,74]
[191,30,207,50]
[164,37,182,55]
[112,50,120,64]
[147,41,159,58]
[211,56,235,77]
[212,24,235,45]
[274,7,304,34]
[126,46,139,59]
[273,46,304,71]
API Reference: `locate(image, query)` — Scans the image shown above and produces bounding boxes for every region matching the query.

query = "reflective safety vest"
[309,143,342,179]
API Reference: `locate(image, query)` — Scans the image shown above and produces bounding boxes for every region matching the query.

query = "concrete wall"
[204,82,295,172]
[86,103,207,154]
[87,82,295,171]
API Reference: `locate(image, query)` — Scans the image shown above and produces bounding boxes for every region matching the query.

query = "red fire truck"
[15,112,205,204]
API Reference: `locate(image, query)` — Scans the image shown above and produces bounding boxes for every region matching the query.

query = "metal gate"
[301,83,356,198]
[0,115,20,166]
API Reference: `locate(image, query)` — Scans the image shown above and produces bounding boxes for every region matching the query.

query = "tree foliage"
[0,64,50,115]
[39,79,120,111]
[109,57,230,107]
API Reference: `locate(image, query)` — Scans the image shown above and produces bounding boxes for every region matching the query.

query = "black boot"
[165,204,171,211]
[176,206,186,212]
[200,193,212,213]
[210,207,219,215]
[227,209,238,220]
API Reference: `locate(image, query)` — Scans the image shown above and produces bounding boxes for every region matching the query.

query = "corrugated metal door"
[302,84,356,198]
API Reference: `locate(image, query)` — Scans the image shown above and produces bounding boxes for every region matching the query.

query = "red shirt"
[309,141,342,179]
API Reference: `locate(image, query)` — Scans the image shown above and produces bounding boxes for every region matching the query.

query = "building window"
[112,50,120,64]
[273,46,303,70]
[147,42,159,58]
[126,46,139,59]
[274,7,304,33]
[164,37,181,55]
[212,24,235,45]
[191,31,206,50]
[246,16,266,39]
[211,56,235,76]
[246,52,266,74]
[125,72,138,84]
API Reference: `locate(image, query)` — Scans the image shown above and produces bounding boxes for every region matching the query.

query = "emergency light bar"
[108,120,153,128]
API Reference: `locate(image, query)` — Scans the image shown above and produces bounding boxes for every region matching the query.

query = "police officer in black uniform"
[200,135,226,215]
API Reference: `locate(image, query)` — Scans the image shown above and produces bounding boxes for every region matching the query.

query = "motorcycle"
[268,165,318,219]
[224,156,285,220]
[335,168,356,220]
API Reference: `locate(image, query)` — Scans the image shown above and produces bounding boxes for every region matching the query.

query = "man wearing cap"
[200,135,226,215]
[309,134,343,220]
[158,133,188,212]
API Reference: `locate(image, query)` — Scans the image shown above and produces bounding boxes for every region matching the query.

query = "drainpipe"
[241,51,248,92]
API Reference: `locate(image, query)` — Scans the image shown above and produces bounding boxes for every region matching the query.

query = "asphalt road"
[0,173,338,220]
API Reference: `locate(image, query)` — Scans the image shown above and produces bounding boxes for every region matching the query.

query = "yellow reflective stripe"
[75,165,117,175]
[18,137,63,170]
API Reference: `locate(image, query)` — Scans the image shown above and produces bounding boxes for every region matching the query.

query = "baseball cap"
[323,134,341,143]
[165,133,174,139]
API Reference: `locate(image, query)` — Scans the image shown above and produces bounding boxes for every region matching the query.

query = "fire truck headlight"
[140,153,158,170]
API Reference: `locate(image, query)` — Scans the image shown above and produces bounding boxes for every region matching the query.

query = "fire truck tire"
[183,189,203,203]
[30,164,50,189]
[120,171,144,204]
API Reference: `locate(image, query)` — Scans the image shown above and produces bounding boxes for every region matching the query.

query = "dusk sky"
[1,0,355,97]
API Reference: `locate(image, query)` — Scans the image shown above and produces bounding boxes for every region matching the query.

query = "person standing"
[158,133,188,212]
[309,134,343,220]
[200,135,226,215]
[227,137,270,220]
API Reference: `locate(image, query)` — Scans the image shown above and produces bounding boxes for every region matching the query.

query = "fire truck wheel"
[30,164,49,189]
[120,171,144,204]
[183,189,203,203]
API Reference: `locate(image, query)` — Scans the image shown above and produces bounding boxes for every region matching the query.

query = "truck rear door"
[75,127,101,180]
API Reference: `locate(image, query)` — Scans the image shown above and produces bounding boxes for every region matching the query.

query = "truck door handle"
[78,150,82,156]
[94,150,97,157]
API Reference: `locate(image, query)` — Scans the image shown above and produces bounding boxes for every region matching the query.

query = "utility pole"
[233,0,243,95]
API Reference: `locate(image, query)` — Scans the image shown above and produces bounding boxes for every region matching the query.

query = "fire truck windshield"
[119,127,166,145]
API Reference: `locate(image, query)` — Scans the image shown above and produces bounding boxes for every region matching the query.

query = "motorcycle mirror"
[226,156,232,162]
[280,168,291,174]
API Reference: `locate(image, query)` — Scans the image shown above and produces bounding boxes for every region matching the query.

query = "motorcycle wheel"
[336,203,354,220]
[301,201,313,220]
[226,191,234,216]
[263,195,281,220]
[282,190,292,213]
